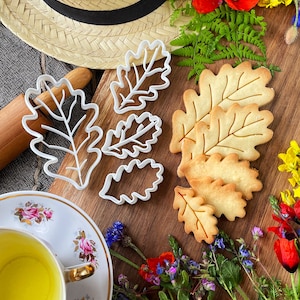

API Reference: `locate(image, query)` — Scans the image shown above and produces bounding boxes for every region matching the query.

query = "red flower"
[268,214,295,239]
[294,201,300,219]
[192,0,222,14]
[280,203,296,220]
[274,238,300,273]
[225,0,259,11]
[138,252,175,284]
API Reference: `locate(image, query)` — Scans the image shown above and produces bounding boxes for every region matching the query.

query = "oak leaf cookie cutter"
[110,39,171,114]
[22,74,103,190]
[99,158,164,205]
[101,112,162,159]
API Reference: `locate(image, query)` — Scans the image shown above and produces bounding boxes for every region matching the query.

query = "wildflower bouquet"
[105,140,300,300]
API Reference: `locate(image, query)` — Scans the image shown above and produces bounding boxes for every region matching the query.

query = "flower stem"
[291,272,299,300]
[235,285,250,300]
[129,242,147,261]
[110,248,140,270]
[294,0,299,27]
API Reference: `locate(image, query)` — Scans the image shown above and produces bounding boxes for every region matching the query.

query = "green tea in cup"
[0,228,95,299]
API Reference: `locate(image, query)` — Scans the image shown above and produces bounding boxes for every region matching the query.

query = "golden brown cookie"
[173,186,218,243]
[189,177,247,221]
[179,103,273,169]
[169,61,274,154]
[179,153,262,200]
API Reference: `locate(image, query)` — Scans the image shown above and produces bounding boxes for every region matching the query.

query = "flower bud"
[285,26,298,45]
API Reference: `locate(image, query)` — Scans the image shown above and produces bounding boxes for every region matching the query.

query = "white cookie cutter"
[22,74,103,190]
[110,39,171,114]
[99,158,164,205]
[101,112,162,159]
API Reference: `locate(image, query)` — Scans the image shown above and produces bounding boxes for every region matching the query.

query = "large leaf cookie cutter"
[110,39,171,114]
[22,74,103,190]
[99,158,164,205]
[101,112,162,159]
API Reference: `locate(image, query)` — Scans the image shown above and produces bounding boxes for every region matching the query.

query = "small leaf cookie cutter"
[99,158,164,205]
[110,39,171,114]
[22,74,103,190]
[101,112,162,159]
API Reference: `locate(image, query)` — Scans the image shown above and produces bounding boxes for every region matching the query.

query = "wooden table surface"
[48,5,300,299]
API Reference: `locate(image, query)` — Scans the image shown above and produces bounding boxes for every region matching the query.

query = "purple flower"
[105,221,125,248]
[118,274,129,286]
[202,278,216,291]
[167,266,177,280]
[251,226,263,240]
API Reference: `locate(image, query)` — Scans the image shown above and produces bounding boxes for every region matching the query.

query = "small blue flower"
[292,13,300,28]
[239,245,250,258]
[215,237,225,249]
[185,259,200,275]
[242,259,253,270]
[105,221,125,248]
[156,263,164,275]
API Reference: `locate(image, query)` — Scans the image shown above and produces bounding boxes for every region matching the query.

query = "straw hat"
[0,0,187,69]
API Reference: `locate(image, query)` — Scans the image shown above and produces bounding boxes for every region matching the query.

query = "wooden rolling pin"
[0,67,93,170]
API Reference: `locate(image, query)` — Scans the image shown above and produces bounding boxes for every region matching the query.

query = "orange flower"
[226,0,259,11]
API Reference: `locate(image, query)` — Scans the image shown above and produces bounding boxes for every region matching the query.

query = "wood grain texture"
[49,5,299,298]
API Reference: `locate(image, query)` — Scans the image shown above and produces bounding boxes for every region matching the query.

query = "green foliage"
[169,2,279,82]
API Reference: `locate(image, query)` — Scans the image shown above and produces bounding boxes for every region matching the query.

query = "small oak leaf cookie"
[179,103,274,169]
[169,61,274,154]
[173,186,218,244]
[189,177,247,221]
[179,153,262,200]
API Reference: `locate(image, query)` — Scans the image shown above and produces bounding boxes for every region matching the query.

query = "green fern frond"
[168,2,278,82]
[172,46,195,57]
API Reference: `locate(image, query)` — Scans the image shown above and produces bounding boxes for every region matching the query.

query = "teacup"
[0,227,95,299]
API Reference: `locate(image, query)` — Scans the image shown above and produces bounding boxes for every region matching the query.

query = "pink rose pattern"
[73,230,98,267]
[14,201,53,225]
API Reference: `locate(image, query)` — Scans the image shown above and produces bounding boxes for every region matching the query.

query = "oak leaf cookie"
[179,103,273,169]
[179,153,262,200]
[173,186,218,244]
[169,61,274,153]
[189,177,247,221]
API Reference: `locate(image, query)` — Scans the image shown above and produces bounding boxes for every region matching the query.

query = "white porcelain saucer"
[0,191,113,300]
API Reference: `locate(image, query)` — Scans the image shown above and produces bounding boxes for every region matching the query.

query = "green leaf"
[181,270,190,288]
[220,259,242,288]
[158,291,169,300]
[177,289,190,300]
[168,235,180,257]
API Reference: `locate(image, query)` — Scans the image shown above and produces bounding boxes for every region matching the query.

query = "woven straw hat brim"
[0,0,186,69]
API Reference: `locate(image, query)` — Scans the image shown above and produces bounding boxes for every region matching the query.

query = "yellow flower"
[258,0,293,7]
[290,140,300,155]
[293,186,300,198]
[278,140,300,173]
[280,190,296,206]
